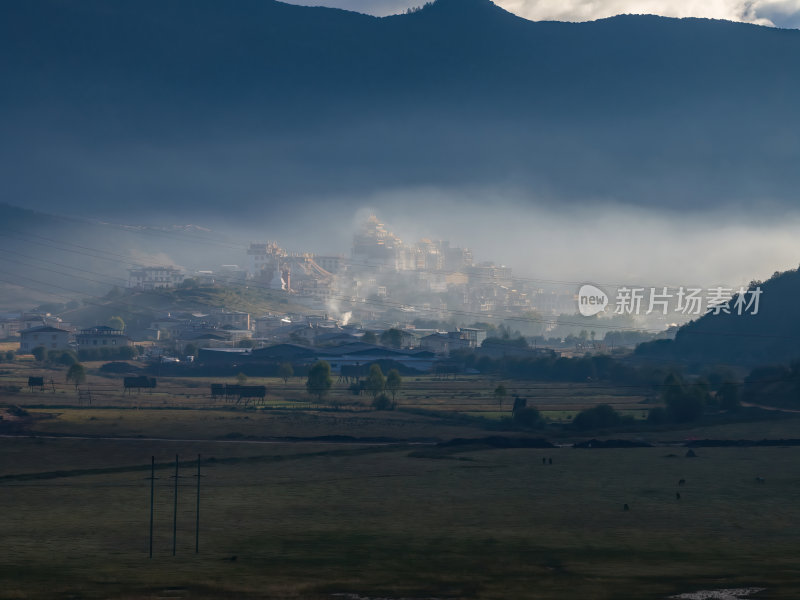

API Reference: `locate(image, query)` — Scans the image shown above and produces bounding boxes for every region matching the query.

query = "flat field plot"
[1,436,799,599]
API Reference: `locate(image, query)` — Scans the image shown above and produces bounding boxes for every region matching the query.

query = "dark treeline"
[743,362,800,410]
[454,350,671,388]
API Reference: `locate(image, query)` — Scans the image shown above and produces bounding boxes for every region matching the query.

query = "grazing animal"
[678,479,686,486]
[542,457,546,465]
[623,504,630,511]
[27,376,44,391]
[676,492,681,500]
[685,449,698,458]
[755,477,766,484]
[548,458,553,465]
[210,383,225,399]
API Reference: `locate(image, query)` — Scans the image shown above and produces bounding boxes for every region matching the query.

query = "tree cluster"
[32,347,79,366]
[742,362,800,410]
[572,404,630,431]
[454,351,668,388]
[367,364,402,410]
[78,346,136,361]
[66,363,87,389]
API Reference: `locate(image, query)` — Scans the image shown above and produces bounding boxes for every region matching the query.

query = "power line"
[0,230,786,342]
[0,222,721,292]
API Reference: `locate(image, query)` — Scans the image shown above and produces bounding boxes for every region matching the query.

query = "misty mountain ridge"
[1,0,799,216]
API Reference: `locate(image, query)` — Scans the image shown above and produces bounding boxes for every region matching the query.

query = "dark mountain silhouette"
[635,267,800,366]
[2,0,800,215]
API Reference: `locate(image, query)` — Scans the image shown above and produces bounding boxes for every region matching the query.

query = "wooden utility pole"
[172,454,179,556]
[148,456,156,559]
[195,454,201,553]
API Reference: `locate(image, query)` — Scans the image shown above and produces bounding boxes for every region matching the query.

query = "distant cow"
[210,384,225,399]
[678,479,686,486]
[28,376,44,391]
[755,477,766,484]
[124,376,157,393]
[623,504,630,511]
[676,492,681,500]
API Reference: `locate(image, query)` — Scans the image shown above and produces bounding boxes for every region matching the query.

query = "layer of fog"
[234,188,800,294]
[4,188,797,315]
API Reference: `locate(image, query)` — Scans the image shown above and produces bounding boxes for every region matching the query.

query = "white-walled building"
[128,266,184,290]
[19,326,72,354]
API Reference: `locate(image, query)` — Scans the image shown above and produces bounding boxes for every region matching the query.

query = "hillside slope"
[636,267,800,366]
[1,0,798,215]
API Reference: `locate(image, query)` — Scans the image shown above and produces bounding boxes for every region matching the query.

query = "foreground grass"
[1,432,799,599]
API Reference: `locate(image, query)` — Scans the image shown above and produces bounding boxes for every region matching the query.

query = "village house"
[0,318,22,339]
[208,309,251,331]
[149,315,189,339]
[19,325,72,353]
[420,328,487,356]
[127,266,184,290]
[76,326,131,349]
[459,328,488,347]
[254,314,292,337]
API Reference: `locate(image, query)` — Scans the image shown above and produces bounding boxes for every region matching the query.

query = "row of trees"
[453,351,668,387]
[29,345,138,364]
[653,372,740,424]
[507,368,744,432]
[742,361,800,410]
[360,329,403,349]
[31,347,80,365]
[305,361,402,409]
[78,346,137,362]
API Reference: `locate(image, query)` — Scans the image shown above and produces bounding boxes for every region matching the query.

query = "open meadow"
[1,358,651,421]
[2,434,800,599]
[2,360,800,599]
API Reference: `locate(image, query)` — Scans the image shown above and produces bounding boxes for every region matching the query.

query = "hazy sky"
[281,0,800,27]
[291,192,800,292]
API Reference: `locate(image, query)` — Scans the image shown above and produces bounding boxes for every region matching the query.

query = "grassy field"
[1,360,650,417]
[1,434,799,600]
[3,361,800,599]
